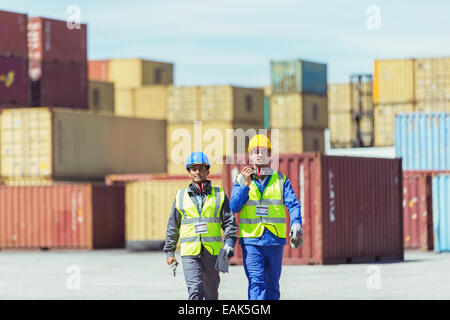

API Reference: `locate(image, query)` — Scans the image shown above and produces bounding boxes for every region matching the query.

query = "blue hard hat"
[186,151,210,171]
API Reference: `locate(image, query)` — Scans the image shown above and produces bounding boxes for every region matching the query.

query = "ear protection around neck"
[191,180,212,195]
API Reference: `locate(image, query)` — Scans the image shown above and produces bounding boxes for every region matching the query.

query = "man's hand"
[223,243,234,260]
[167,256,178,267]
[241,166,254,186]
[289,223,304,249]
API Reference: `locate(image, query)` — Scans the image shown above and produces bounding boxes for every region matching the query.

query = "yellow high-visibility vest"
[175,186,224,256]
[236,171,286,238]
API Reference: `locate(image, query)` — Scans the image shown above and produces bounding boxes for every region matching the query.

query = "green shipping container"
[264,96,270,129]
[270,59,327,95]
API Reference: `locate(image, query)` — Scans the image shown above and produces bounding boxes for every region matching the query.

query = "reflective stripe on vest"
[238,171,287,238]
[176,186,224,256]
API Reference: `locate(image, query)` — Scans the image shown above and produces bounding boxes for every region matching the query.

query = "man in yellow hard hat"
[230,134,303,300]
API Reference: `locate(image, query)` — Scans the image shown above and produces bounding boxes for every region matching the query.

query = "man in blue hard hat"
[163,151,238,300]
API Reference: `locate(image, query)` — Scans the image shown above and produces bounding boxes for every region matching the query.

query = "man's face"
[249,147,271,166]
[188,164,209,183]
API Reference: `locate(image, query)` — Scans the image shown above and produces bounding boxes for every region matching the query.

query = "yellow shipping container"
[276,128,325,153]
[415,57,450,103]
[0,107,167,180]
[167,121,264,175]
[329,112,374,148]
[200,86,264,123]
[270,93,328,129]
[374,103,415,147]
[263,86,272,97]
[134,85,168,119]
[108,58,173,89]
[167,86,201,122]
[88,80,115,113]
[125,177,223,245]
[373,59,415,104]
[114,88,135,117]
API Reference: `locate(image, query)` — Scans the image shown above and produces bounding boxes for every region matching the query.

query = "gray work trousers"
[181,247,220,300]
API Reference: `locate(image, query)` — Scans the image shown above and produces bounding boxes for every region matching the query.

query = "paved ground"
[0,249,449,300]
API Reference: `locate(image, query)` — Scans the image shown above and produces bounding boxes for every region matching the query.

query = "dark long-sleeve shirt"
[163,185,238,258]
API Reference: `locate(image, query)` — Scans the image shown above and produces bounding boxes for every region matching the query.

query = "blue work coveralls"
[230,172,302,300]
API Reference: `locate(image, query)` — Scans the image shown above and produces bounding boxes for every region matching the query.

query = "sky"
[1,0,449,87]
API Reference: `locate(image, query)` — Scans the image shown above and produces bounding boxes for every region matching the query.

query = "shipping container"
[108,58,173,89]
[114,88,135,116]
[329,112,373,148]
[30,60,88,109]
[415,57,450,104]
[200,86,264,123]
[167,121,263,176]
[395,112,450,170]
[0,10,28,58]
[276,128,325,153]
[270,59,327,95]
[134,85,168,119]
[373,59,415,105]
[328,83,373,113]
[0,183,125,249]
[115,175,222,250]
[88,60,109,82]
[0,107,167,181]
[402,171,433,250]
[270,93,328,129]
[222,153,404,265]
[374,103,415,147]
[263,86,271,97]
[264,96,270,129]
[432,174,450,252]
[167,86,201,122]
[0,56,29,105]
[88,80,114,113]
[27,17,87,63]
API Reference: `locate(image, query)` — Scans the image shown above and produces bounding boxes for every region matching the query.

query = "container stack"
[373,57,450,146]
[166,85,264,176]
[395,112,450,252]
[88,58,173,119]
[328,75,374,148]
[28,16,88,109]
[263,86,271,129]
[0,10,29,108]
[269,59,328,153]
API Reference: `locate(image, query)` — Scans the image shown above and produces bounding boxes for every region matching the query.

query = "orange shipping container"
[88,60,109,82]
[0,184,125,249]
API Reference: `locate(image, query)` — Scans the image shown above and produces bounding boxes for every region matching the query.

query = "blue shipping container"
[264,96,270,129]
[270,59,327,95]
[432,174,450,252]
[395,112,450,170]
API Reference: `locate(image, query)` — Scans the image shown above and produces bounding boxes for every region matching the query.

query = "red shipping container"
[104,173,222,185]
[223,153,404,265]
[0,56,29,105]
[27,17,87,64]
[30,60,88,109]
[0,10,28,58]
[88,60,109,81]
[402,171,433,250]
[0,184,125,249]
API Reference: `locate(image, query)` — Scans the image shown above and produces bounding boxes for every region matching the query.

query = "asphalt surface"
[0,249,449,300]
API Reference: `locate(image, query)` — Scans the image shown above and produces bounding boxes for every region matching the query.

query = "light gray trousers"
[181,247,220,300]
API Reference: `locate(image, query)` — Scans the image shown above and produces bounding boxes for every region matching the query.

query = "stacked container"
[27,17,88,109]
[373,57,450,146]
[88,80,115,113]
[328,76,374,148]
[0,10,29,107]
[269,59,328,153]
[88,58,173,119]
[395,112,450,252]
[166,85,264,176]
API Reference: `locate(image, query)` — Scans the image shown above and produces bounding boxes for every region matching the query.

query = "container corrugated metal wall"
[374,103,415,147]
[0,10,28,58]
[432,174,450,252]
[0,56,29,106]
[271,60,327,95]
[88,80,115,113]
[395,112,450,170]
[134,85,168,119]
[0,184,125,249]
[402,171,433,250]
[223,154,403,265]
[264,96,270,129]
[0,107,167,181]
[88,60,109,82]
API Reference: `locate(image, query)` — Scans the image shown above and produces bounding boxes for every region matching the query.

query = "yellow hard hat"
[248,134,271,152]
